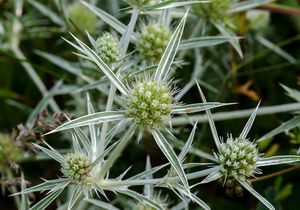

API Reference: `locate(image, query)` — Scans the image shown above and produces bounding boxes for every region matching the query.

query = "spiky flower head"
[61,153,92,185]
[96,33,120,64]
[125,80,173,129]
[67,2,98,32]
[246,10,270,32]
[136,23,171,63]
[192,0,231,21]
[215,136,260,179]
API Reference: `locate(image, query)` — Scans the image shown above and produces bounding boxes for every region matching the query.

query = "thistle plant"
[47,11,230,197]
[6,1,300,210]
[196,82,300,210]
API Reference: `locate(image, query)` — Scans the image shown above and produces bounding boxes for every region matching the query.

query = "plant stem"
[250,165,300,183]
[98,8,139,165]
[98,125,137,180]
[101,167,217,188]
[171,102,300,125]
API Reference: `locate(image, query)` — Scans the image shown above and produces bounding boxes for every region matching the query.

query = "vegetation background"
[0,0,300,209]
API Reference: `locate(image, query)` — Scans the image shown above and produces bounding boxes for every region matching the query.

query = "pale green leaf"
[13,179,68,195]
[171,102,233,114]
[257,115,300,142]
[33,143,65,164]
[29,186,66,210]
[98,124,137,179]
[201,170,223,184]
[235,177,275,210]
[120,189,164,210]
[152,130,190,193]
[239,102,260,139]
[196,80,221,151]
[179,36,238,50]
[67,185,82,210]
[257,36,296,64]
[154,10,188,82]
[178,122,197,161]
[85,198,120,210]
[46,111,127,134]
[81,1,126,35]
[257,155,300,167]
[143,0,209,10]
[214,22,243,58]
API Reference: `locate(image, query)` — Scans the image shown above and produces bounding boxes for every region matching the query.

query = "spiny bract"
[125,80,173,129]
[61,153,92,185]
[192,0,231,21]
[66,2,98,32]
[136,23,171,63]
[216,136,260,179]
[96,33,120,64]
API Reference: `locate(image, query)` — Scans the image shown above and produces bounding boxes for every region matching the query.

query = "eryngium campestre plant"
[46,12,233,202]
[95,33,120,64]
[197,82,300,210]
[136,23,171,63]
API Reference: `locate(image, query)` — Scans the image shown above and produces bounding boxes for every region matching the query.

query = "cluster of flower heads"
[61,153,92,185]
[96,33,120,64]
[125,80,173,129]
[216,135,261,179]
[192,0,231,21]
[136,23,171,63]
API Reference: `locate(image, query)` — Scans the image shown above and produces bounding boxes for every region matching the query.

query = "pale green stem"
[98,125,137,180]
[101,167,217,188]
[171,102,300,126]
[98,8,139,167]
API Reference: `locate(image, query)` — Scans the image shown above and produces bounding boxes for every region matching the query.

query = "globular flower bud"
[216,137,260,179]
[192,0,231,21]
[67,2,98,32]
[125,80,173,129]
[246,10,270,32]
[96,33,120,64]
[136,23,171,63]
[62,153,92,185]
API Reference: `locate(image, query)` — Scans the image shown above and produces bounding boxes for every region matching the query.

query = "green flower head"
[62,153,92,185]
[136,23,171,63]
[125,80,173,129]
[67,2,98,32]
[216,136,260,179]
[96,33,120,64]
